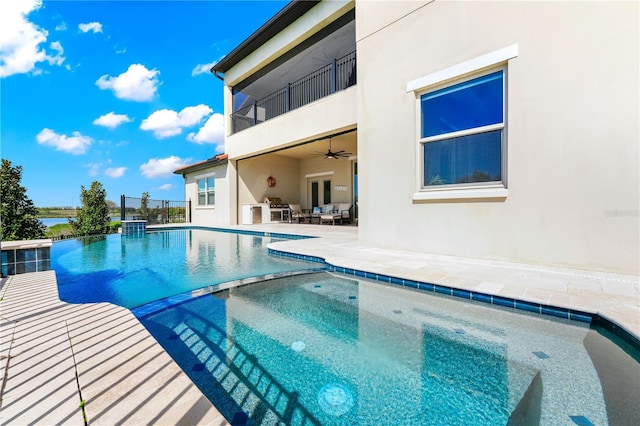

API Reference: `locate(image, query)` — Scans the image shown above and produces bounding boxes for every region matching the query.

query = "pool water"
[135,272,640,426]
[52,229,318,308]
[53,229,640,425]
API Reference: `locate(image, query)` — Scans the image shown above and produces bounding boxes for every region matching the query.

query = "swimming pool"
[134,271,639,425]
[52,229,318,308]
[53,229,640,425]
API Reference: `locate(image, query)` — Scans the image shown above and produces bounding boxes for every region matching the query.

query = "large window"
[197,177,215,206]
[420,69,505,188]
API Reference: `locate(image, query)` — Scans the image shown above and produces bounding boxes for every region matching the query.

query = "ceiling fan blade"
[309,138,353,159]
[324,151,339,159]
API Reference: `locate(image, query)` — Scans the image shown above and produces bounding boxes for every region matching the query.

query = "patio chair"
[289,204,310,223]
[334,203,352,224]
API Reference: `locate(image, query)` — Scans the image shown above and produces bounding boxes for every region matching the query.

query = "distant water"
[40,216,120,227]
[41,218,69,227]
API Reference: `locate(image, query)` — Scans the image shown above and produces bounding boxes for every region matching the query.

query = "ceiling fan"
[314,138,352,159]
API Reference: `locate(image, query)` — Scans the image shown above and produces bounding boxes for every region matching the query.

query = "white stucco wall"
[237,154,301,208]
[183,163,231,227]
[356,0,639,274]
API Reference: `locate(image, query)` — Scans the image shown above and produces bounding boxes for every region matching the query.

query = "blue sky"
[1,0,287,207]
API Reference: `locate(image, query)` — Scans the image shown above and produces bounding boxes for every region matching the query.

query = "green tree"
[140,191,149,220]
[106,199,119,214]
[0,159,47,241]
[71,181,110,236]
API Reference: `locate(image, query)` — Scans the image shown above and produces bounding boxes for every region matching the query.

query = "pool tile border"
[147,226,314,241]
[268,247,640,351]
[132,268,327,319]
[141,227,639,351]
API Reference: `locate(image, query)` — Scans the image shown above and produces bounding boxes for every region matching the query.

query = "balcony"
[231,50,356,134]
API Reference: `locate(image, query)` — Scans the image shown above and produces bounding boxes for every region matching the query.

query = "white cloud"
[191,61,217,76]
[78,22,103,33]
[55,22,67,31]
[105,167,126,178]
[93,112,132,129]
[49,41,64,65]
[140,156,191,179]
[36,128,92,155]
[96,64,160,101]
[187,113,224,146]
[0,0,66,77]
[157,184,173,191]
[140,104,212,138]
[87,163,101,177]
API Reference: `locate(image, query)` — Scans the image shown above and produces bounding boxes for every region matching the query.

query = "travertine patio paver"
[0,271,227,426]
[233,223,639,338]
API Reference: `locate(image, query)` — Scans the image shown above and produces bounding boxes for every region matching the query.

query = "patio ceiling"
[260,131,357,160]
[235,18,356,100]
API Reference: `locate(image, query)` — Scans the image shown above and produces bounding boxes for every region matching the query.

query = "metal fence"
[231,50,356,134]
[120,195,190,224]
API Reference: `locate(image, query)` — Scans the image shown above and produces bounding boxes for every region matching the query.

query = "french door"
[309,179,331,208]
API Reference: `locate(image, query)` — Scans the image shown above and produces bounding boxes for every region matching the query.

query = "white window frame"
[195,172,216,207]
[407,44,518,201]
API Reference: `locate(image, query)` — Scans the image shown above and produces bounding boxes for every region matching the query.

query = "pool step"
[132,268,328,319]
[172,321,320,426]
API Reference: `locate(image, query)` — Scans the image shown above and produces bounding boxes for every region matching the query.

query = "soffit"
[174,158,228,175]
[212,1,320,74]
[236,18,355,99]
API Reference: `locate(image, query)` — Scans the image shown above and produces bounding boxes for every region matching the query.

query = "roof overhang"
[211,0,320,75]
[174,154,228,176]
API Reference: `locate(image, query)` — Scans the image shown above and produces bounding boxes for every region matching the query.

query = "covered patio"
[234,128,358,226]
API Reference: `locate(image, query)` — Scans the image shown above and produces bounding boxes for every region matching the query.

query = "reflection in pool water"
[52,229,317,308]
[135,271,640,425]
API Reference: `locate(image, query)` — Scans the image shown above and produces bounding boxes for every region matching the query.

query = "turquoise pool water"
[53,229,640,425]
[53,229,317,308]
[135,272,639,426]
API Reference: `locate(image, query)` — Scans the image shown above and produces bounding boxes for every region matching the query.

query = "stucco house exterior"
[174,154,231,226]
[176,0,639,276]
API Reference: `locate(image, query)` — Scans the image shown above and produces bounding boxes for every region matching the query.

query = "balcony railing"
[231,50,356,134]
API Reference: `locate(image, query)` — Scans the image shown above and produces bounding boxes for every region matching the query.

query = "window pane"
[198,179,206,192]
[311,182,318,208]
[423,130,502,186]
[323,180,331,204]
[207,177,215,189]
[207,191,215,205]
[198,194,206,205]
[421,71,503,138]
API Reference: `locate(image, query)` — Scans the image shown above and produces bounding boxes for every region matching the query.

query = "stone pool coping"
[152,223,639,347]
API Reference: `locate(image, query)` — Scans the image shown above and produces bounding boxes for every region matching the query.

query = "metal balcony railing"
[231,50,356,134]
